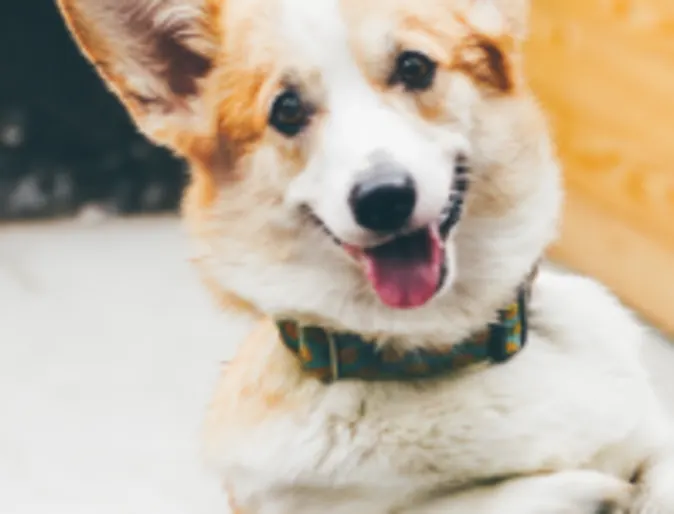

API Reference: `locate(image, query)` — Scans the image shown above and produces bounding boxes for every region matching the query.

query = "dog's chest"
[217,333,648,512]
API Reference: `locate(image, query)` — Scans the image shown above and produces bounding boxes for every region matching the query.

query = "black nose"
[349,166,417,233]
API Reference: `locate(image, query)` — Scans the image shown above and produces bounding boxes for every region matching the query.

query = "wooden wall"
[525,0,674,335]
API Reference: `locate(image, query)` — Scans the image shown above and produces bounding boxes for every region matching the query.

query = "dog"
[57,0,674,512]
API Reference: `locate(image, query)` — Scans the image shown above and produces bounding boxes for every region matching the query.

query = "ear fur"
[56,0,218,147]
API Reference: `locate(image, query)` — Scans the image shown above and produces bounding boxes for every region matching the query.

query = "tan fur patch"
[208,0,282,150]
[199,264,262,316]
[214,68,272,154]
[453,33,516,93]
[227,492,247,514]
[202,319,321,449]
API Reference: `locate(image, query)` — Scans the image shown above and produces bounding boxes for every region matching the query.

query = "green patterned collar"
[277,285,531,383]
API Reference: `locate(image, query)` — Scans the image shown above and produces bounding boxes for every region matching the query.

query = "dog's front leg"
[403,470,632,514]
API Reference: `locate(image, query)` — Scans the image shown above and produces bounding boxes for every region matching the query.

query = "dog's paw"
[549,471,632,514]
[498,470,633,514]
[628,484,674,514]
[408,470,632,514]
[628,452,674,514]
[594,499,630,514]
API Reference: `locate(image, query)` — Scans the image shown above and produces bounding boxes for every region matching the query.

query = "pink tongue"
[361,227,444,309]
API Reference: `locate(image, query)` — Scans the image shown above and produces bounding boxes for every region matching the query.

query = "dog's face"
[59,0,560,339]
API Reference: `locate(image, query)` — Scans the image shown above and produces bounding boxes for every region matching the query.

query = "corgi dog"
[57,0,674,512]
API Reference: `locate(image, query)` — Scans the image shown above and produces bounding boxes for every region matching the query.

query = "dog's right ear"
[57,0,219,148]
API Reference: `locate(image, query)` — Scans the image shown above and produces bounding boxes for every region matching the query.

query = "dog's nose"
[349,166,416,233]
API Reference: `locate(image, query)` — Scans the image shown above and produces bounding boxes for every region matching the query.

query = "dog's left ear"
[57,0,218,148]
[466,0,530,41]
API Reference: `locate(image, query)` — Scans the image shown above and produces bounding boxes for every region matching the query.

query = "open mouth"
[344,225,447,309]
[311,162,468,310]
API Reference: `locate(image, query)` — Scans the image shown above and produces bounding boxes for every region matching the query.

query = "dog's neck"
[275,266,539,383]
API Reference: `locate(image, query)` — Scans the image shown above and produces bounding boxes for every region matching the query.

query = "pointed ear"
[467,0,529,41]
[57,0,218,147]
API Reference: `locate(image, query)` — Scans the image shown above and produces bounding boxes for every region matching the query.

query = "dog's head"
[59,0,561,342]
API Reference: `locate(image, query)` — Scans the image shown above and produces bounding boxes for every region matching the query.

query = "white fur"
[205,269,674,513]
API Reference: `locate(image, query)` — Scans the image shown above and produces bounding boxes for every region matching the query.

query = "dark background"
[0,1,186,220]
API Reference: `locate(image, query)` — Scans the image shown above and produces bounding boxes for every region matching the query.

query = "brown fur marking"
[453,35,515,94]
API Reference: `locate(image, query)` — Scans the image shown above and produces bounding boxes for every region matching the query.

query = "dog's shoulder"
[202,319,322,455]
[530,267,647,366]
[527,267,674,482]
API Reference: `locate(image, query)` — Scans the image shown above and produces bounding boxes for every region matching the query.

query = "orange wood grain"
[525,0,674,335]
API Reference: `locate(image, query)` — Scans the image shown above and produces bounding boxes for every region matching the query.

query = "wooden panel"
[525,0,674,335]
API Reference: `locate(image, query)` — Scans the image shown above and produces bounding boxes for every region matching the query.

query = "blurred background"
[0,1,672,514]
[0,2,186,219]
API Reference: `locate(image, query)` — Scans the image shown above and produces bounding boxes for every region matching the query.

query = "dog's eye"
[269,89,310,137]
[391,51,437,91]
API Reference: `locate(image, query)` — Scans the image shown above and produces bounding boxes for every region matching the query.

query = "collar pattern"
[277,286,530,383]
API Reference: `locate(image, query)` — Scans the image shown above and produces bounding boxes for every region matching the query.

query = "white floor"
[0,217,248,514]
[1,216,672,514]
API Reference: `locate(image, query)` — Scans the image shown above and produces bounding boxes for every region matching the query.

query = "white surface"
[0,216,672,514]
[0,217,247,514]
